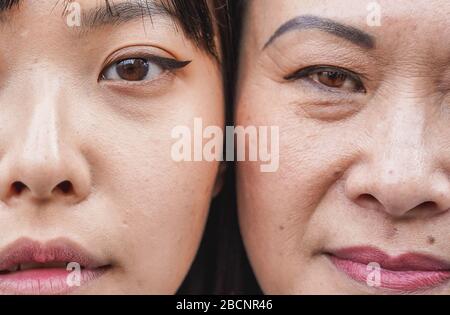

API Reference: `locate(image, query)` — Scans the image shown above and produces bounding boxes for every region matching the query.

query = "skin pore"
[0,0,224,294]
[236,0,450,294]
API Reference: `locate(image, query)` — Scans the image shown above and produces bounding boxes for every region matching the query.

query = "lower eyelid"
[102,69,174,85]
[289,98,364,122]
[98,71,177,99]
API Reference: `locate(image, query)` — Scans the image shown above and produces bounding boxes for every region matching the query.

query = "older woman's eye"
[100,56,191,82]
[286,66,366,93]
[312,71,351,89]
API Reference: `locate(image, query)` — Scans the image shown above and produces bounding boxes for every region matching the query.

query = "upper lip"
[327,246,450,271]
[0,238,107,272]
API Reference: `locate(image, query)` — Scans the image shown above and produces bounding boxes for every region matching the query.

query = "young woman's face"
[236,0,450,294]
[0,0,224,294]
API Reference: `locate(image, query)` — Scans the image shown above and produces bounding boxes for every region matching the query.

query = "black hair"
[0,0,226,60]
[0,0,18,10]
[178,0,261,295]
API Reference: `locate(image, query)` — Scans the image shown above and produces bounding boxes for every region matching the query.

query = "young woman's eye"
[100,56,191,82]
[103,58,153,81]
[286,66,366,93]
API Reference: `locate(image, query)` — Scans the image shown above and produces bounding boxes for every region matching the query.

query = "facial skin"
[0,0,224,294]
[236,0,450,294]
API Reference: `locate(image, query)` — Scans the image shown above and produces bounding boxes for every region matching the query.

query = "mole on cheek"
[427,236,436,245]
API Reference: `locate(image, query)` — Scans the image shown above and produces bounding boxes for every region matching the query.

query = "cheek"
[237,92,345,231]
[111,155,217,293]
[82,84,223,292]
[237,128,329,258]
[236,90,365,291]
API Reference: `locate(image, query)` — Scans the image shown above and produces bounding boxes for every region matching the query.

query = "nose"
[345,104,450,219]
[0,79,91,204]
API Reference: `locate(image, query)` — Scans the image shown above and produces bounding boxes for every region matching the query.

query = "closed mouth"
[0,238,111,295]
[326,246,450,293]
[0,261,84,274]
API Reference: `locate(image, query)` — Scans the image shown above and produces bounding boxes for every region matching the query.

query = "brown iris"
[116,58,149,81]
[315,71,348,88]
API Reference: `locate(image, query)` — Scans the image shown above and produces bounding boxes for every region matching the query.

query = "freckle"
[388,170,394,175]
[427,236,436,245]
[279,225,284,231]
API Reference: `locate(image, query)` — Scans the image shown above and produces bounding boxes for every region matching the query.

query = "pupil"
[116,59,149,81]
[320,71,346,86]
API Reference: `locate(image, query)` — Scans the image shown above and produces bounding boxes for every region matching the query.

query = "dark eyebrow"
[264,15,375,50]
[0,0,20,14]
[0,0,173,27]
[68,0,173,30]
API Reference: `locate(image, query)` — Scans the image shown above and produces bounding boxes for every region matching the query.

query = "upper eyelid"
[105,54,190,70]
[284,65,366,81]
[101,44,191,71]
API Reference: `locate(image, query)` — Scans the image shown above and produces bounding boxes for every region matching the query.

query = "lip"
[0,238,110,295]
[327,246,450,293]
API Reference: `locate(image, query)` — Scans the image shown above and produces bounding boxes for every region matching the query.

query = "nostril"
[11,181,27,195]
[54,181,73,194]
[414,201,439,213]
[399,201,442,219]
[355,193,381,210]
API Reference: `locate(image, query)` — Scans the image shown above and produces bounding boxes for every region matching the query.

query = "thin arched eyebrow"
[263,15,376,50]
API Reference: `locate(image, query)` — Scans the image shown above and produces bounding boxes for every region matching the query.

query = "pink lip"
[0,238,110,295]
[328,246,450,292]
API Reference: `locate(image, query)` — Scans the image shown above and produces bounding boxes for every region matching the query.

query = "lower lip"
[329,256,450,292]
[0,267,108,295]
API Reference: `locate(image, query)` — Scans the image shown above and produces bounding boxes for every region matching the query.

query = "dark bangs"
[1,0,229,59]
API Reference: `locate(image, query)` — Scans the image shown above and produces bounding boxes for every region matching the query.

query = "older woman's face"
[236,0,450,294]
[0,1,223,294]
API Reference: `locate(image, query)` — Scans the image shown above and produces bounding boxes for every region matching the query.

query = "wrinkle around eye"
[261,35,380,85]
[287,97,365,122]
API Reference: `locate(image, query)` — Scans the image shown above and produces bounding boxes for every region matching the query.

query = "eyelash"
[284,65,366,93]
[99,54,191,83]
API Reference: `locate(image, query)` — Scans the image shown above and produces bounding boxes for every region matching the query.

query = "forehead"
[245,0,450,49]
[0,0,219,58]
[0,0,173,21]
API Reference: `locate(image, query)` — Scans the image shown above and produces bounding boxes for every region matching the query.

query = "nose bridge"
[377,99,427,185]
[15,71,66,198]
[23,72,62,167]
